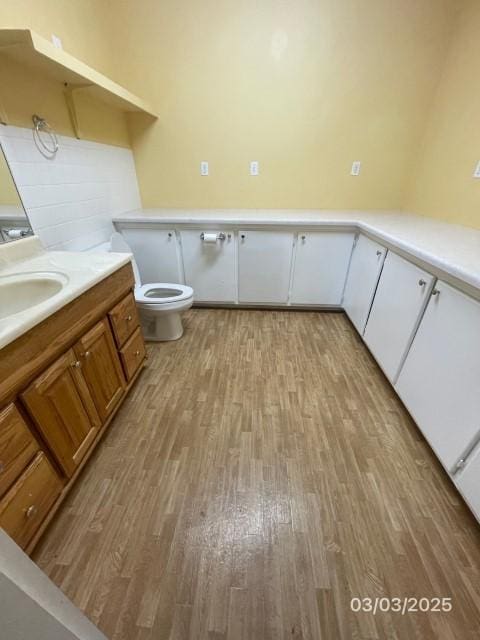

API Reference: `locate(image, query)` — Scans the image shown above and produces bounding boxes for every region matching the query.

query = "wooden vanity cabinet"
[0,263,146,553]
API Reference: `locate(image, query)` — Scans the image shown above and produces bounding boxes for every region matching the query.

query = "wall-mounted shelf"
[0,29,158,124]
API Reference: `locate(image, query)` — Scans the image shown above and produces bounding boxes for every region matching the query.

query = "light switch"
[200,161,209,176]
[250,161,259,176]
[473,161,480,179]
[351,161,361,176]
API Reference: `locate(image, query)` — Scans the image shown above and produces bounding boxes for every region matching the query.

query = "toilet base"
[140,310,184,341]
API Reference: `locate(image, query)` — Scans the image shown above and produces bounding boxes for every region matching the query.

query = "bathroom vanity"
[0,239,146,553]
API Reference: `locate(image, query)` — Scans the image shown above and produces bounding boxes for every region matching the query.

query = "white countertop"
[114,209,480,294]
[0,236,131,350]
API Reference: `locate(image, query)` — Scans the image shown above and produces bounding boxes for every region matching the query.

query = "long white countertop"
[0,236,131,349]
[113,209,480,294]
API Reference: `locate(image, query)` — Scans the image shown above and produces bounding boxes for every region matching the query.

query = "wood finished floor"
[34,309,480,640]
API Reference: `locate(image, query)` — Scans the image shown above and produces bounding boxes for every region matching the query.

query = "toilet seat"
[135,282,193,305]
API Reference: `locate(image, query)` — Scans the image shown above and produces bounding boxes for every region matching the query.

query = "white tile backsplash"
[0,125,142,251]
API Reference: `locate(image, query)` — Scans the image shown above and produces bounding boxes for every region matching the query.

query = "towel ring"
[32,114,58,158]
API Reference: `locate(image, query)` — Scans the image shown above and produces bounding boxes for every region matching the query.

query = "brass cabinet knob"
[125,315,132,321]
[25,505,38,519]
[135,350,140,356]
[82,351,91,358]
[71,360,81,368]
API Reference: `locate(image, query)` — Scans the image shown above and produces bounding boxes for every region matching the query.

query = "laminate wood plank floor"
[34,309,480,640]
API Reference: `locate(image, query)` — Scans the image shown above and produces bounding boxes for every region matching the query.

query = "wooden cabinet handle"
[25,505,38,519]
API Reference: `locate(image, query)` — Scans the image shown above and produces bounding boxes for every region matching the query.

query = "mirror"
[0,143,33,243]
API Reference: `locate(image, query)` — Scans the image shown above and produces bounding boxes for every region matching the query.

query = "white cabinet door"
[363,251,434,382]
[238,230,294,303]
[396,281,480,474]
[342,235,387,334]
[290,232,354,305]
[455,446,480,522]
[181,230,236,302]
[119,228,181,283]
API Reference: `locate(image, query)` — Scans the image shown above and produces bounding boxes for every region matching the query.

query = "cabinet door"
[396,281,480,474]
[455,446,480,522]
[238,230,293,303]
[21,350,101,477]
[364,252,434,382]
[290,232,354,305]
[74,319,125,421]
[181,230,236,302]
[119,228,181,283]
[343,234,387,333]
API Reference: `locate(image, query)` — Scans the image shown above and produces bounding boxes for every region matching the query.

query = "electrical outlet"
[250,161,259,176]
[200,161,209,176]
[351,161,361,176]
[473,161,480,179]
[51,34,63,50]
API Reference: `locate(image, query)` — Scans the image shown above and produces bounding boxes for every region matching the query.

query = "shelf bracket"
[63,83,93,139]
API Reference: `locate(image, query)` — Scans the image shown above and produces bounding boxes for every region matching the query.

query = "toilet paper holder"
[200,232,229,241]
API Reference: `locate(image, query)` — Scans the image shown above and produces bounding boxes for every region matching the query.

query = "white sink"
[0,271,69,319]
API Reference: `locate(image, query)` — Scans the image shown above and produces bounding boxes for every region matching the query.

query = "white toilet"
[110,232,194,341]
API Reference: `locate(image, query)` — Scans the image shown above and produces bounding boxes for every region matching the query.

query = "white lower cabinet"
[342,234,387,334]
[180,230,236,302]
[119,228,181,283]
[363,251,434,382]
[290,232,354,305]
[238,230,294,303]
[455,447,480,521]
[395,281,480,476]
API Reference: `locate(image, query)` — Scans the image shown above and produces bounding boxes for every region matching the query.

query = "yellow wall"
[0,0,130,147]
[405,0,480,229]
[0,152,21,205]
[1,0,477,223]
[108,0,458,209]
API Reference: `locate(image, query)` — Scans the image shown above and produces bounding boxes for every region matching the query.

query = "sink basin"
[0,271,69,319]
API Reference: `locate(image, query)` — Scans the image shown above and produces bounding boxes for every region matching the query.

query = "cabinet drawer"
[119,327,146,381]
[108,292,140,348]
[0,452,62,550]
[0,404,39,498]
